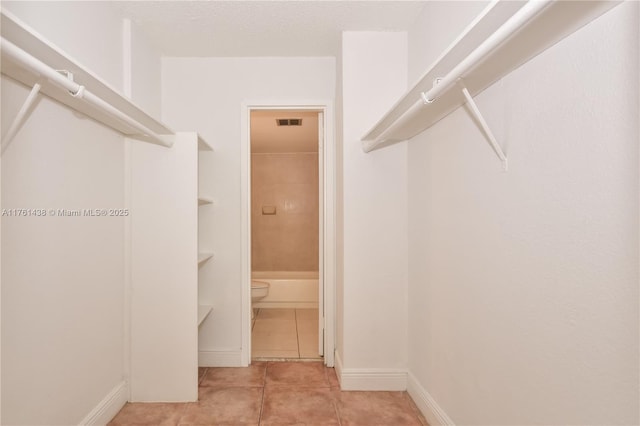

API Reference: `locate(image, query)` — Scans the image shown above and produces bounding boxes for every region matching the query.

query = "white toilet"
[251,280,270,319]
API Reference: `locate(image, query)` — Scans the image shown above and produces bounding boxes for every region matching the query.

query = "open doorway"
[249,109,323,360]
[240,100,336,367]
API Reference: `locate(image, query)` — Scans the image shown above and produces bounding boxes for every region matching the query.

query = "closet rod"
[1,37,172,148]
[363,0,552,153]
[421,0,551,103]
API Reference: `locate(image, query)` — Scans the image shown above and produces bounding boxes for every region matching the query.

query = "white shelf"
[198,196,214,206]
[198,305,213,327]
[198,252,213,266]
[0,10,174,140]
[361,0,620,151]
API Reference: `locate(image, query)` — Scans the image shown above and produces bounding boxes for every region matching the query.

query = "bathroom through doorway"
[242,103,334,366]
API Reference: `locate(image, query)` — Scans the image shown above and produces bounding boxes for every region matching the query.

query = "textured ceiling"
[114,1,427,57]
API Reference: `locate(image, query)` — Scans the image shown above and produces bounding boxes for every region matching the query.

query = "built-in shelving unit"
[197,135,214,332]
[361,0,620,153]
[0,10,174,144]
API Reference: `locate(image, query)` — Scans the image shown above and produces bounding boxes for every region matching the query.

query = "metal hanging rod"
[420,0,552,104]
[0,37,172,148]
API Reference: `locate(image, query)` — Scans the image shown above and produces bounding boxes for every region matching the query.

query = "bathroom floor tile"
[252,349,300,358]
[298,331,320,358]
[334,391,424,426]
[199,362,266,388]
[260,386,339,426]
[252,327,298,350]
[178,387,262,425]
[297,317,320,359]
[266,361,329,387]
[108,402,187,425]
[251,308,322,361]
[256,308,296,320]
[295,308,319,321]
[253,318,297,334]
[296,318,318,333]
[297,322,318,335]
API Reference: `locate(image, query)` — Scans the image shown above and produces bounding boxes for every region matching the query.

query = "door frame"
[240,100,335,367]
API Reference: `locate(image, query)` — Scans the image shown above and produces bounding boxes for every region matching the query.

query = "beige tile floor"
[252,308,322,359]
[109,361,430,426]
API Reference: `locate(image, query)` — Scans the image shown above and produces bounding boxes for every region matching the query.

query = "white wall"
[2,1,124,93]
[407,1,488,84]
[1,2,163,424]
[1,80,125,426]
[407,2,639,425]
[126,20,163,119]
[162,57,335,362]
[337,32,408,385]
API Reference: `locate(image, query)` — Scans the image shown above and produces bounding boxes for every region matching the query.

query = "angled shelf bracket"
[459,83,507,171]
[1,81,42,154]
[360,0,620,155]
[421,78,508,171]
[1,10,177,149]
[460,83,508,171]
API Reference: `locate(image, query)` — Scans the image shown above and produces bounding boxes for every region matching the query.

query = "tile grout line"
[294,308,301,359]
[175,399,190,426]
[333,393,343,426]
[258,362,268,425]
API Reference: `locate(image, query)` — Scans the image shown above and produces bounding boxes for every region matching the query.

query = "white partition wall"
[129,132,199,402]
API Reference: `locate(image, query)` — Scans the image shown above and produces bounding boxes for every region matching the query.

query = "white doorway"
[240,102,335,367]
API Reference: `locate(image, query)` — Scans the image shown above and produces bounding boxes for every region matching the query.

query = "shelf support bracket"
[1,81,42,154]
[459,83,508,171]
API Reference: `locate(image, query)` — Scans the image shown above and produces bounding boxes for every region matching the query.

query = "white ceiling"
[114,1,427,57]
[113,1,427,151]
[251,110,319,153]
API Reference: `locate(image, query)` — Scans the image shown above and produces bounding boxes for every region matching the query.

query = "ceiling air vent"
[276,118,302,126]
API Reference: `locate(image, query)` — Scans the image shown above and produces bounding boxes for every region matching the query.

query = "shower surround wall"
[251,152,319,272]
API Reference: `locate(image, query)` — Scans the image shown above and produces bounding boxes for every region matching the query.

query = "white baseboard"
[79,380,128,426]
[407,372,455,426]
[198,350,244,367]
[334,352,407,391]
